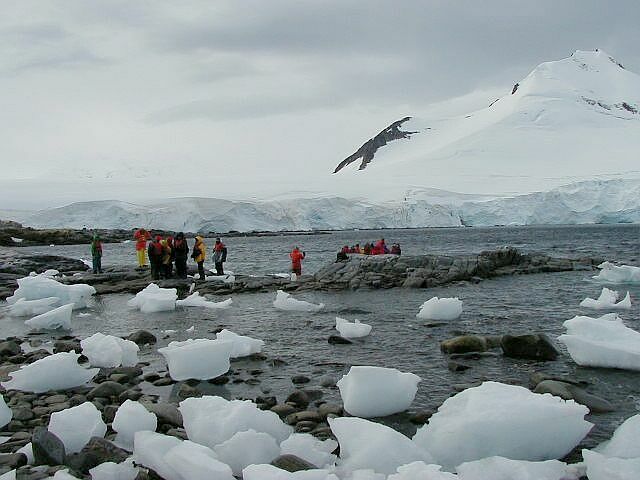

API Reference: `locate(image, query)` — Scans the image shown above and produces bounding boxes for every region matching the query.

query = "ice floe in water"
[280,433,338,469]
[113,400,157,451]
[214,429,281,476]
[0,395,12,429]
[24,303,73,330]
[329,416,434,475]
[558,313,640,370]
[592,261,640,284]
[48,402,106,453]
[179,396,292,449]
[80,332,139,368]
[582,449,640,480]
[412,381,592,471]
[337,366,420,418]
[580,287,631,310]
[416,297,463,321]
[1,352,98,393]
[8,297,60,316]
[273,290,324,312]
[215,329,264,358]
[455,456,571,480]
[159,339,232,380]
[335,317,372,339]
[6,275,95,309]
[176,292,232,309]
[127,283,177,313]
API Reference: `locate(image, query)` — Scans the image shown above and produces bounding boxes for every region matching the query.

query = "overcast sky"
[1,1,639,207]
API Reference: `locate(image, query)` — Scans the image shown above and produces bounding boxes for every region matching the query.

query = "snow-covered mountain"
[4,179,638,232]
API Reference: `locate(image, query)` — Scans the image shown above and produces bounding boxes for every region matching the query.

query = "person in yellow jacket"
[191,236,206,280]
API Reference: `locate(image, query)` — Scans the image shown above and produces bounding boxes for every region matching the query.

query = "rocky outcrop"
[501,334,560,361]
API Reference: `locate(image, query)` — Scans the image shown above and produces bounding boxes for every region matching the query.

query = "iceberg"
[176,292,232,309]
[592,262,640,284]
[24,303,73,330]
[6,275,95,309]
[48,402,107,454]
[335,317,372,339]
[113,400,157,451]
[595,414,640,459]
[80,332,139,368]
[582,449,640,480]
[0,395,12,428]
[273,290,324,312]
[8,297,60,316]
[455,456,570,480]
[1,352,98,393]
[580,287,632,310]
[164,439,235,480]
[213,429,281,476]
[416,297,463,321]
[413,381,592,471]
[280,433,338,468]
[558,313,640,370]
[329,417,434,475]
[179,396,292,449]
[159,339,233,380]
[387,461,457,479]
[127,283,177,313]
[337,366,420,417]
[215,329,264,358]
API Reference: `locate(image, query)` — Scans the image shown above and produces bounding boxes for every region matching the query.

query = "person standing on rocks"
[212,237,227,275]
[148,235,163,280]
[290,246,306,276]
[91,234,103,274]
[161,238,173,279]
[191,236,206,280]
[173,232,189,278]
[133,228,151,268]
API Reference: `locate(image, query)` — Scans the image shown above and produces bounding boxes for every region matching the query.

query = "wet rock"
[328,336,352,345]
[208,375,229,385]
[285,411,322,425]
[501,333,559,361]
[0,340,21,357]
[270,404,297,417]
[0,452,27,469]
[441,335,488,354]
[291,375,310,385]
[271,454,317,472]
[318,403,343,418]
[177,384,200,400]
[32,427,66,466]
[447,361,471,372]
[409,410,433,425]
[44,395,67,405]
[533,380,614,413]
[87,381,126,399]
[143,372,161,382]
[109,374,129,384]
[68,394,87,407]
[141,402,182,428]
[529,372,586,388]
[152,377,174,387]
[318,375,338,388]
[48,402,70,413]
[286,390,310,408]
[126,330,157,346]
[449,351,499,360]
[255,396,277,410]
[294,421,317,433]
[118,389,143,402]
[64,437,128,474]
[267,358,288,367]
[12,406,35,421]
[53,340,81,354]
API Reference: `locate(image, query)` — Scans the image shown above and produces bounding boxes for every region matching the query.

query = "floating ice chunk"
[180,396,292,448]
[185,326,195,333]
[113,400,157,451]
[455,456,570,480]
[48,402,107,454]
[387,461,457,479]
[215,329,264,358]
[335,317,372,339]
[159,339,232,380]
[89,460,138,480]
[337,366,420,417]
[81,332,139,368]
[8,297,60,316]
[176,292,233,309]
[273,290,324,312]
[127,284,177,313]
[133,431,181,480]
[595,414,640,459]
[214,429,281,476]
[162,329,176,335]
[416,297,463,321]
[593,261,640,284]
[280,433,338,468]
[1,352,98,393]
[6,275,95,309]
[582,449,640,480]
[165,440,234,480]
[413,381,592,471]
[329,417,434,475]
[242,464,338,480]
[580,287,632,310]
[558,313,640,370]
[24,303,73,330]
[10,236,22,243]
[0,395,12,428]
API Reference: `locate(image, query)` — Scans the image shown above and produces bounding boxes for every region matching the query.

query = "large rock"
[126,330,157,346]
[501,333,559,361]
[87,381,126,399]
[141,401,182,427]
[533,380,614,413]
[32,426,66,466]
[0,340,21,357]
[440,335,488,354]
[271,454,317,472]
[64,437,129,474]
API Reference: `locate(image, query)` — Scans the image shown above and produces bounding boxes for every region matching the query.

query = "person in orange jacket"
[290,246,306,275]
[133,228,151,267]
[191,236,206,280]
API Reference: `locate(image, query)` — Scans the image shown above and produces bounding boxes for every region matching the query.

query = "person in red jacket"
[133,228,151,267]
[290,246,306,275]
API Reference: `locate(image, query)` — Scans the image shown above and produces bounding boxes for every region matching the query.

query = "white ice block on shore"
[113,400,157,451]
[6,275,95,309]
[48,402,106,453]
[24,303,73,330]
[127,283,177,313]
[159,339,233,380]
[81,332,139,368]
[215,329,264,358]
[8,297,60,316]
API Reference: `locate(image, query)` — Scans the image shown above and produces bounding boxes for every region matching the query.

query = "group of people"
[338,238,401,260]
